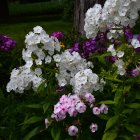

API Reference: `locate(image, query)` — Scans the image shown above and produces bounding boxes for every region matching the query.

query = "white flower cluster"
[7,26,61,93]
[23,26,60,66]
[84,0,140,39]
[107,44,126,75]
[54,50,105,94]
[6,66,43,93]
[72,69,105,94]
[84,4,103,39]
[54,50,93,87]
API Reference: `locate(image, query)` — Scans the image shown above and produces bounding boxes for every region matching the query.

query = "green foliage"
[9,1,64,16]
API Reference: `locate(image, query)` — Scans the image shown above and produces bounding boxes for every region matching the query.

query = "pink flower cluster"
[52,93,108,121]
[50,93,108,136]
[51,94,88,121]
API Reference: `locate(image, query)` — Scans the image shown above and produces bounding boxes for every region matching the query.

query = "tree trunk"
[74,0,106,35]
[0,0,9,17]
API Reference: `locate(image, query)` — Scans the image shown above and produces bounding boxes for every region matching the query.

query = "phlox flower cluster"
[49,93,108,136]
[54,50,105,94]
[107,44,126,75]
[23,26,60,66]
[69,32,108,59]
[84,0,140,39]
[7,26,61,93]
[0,34,16,51]
[6,65,44,93]
[72,69,105,94]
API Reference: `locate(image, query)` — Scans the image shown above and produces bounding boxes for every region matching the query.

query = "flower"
[90,123,98,133]
[68,125,78,136]
[51,32,64,40]
[0,34,16,51]
[100,104,108,114]
[75,102,86,113]
[45,118,50,128]
[92,107,101,115]
[131,65,140,77]
[84,92,95,104]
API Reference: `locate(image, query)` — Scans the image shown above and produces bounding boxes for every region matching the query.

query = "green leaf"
[23,127,41,140]
[43,102,51,113]
[135,92,140,100]
[36,81,46,93]
[98,114,110,120]
[105,116,119,131]
[23,116,43,125]
[122,109,133,115]
[125,124,140,133]
[99,100,115,105]
[51,125,61,140]
[126,103,140,109]
[25,104,42,109]
[119,135,135,140]
[102,129,118,140]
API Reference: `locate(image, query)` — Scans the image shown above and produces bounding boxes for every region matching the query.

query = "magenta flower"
[51,32,64,40]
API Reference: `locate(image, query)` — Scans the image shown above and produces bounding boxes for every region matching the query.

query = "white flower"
[33,26,43,34]
[107,44,116,56]
[35,68,42,76]
[45,55,52,64]
[45,118,50,128]
[53,54,61,62]
[117,51,124,58]
[131,38,140,48]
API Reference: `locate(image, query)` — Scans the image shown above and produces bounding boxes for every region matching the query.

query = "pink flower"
[68,125,78,136]
[76,102,86,113]
[84,92,95,103]
[100,104,108,114]
[90,123,98,133]
[92,107,101,115]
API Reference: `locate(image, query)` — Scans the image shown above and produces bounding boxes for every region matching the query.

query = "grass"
[9,1,64,16]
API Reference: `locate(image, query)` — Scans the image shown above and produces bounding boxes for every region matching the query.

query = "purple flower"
[130,65,140,77]
[69,42,81,53]
[68,125,78,136]
[134,47,140,52]
[97,32,106,40]
[123,27,134,42]
[56,86,65,92]
[90,123,98,133]
[51,32,64,40]
[0,34,16,52]
[105,56,116,63]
